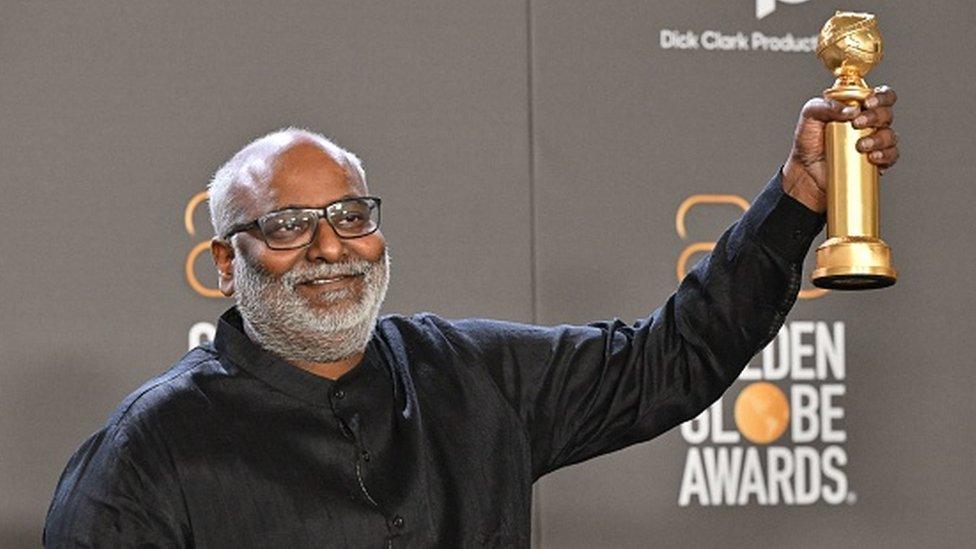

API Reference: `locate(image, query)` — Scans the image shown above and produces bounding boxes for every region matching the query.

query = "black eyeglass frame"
[221,196,382,250]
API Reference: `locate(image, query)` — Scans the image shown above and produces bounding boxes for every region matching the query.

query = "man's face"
[236,142,385,294]
[212,141,389,362]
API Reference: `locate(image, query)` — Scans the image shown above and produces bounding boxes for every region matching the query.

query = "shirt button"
[391,515,404,529]
[361,450,371,462]
[792,229,803,240]
[333,389,345,400]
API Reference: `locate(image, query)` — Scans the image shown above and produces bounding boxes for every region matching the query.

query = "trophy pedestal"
[812,236,897,289]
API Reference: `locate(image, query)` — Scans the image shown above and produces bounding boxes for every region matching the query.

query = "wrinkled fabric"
[45,171,824,548]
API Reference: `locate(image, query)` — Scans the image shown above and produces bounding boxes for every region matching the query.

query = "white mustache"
[282,259,375,289]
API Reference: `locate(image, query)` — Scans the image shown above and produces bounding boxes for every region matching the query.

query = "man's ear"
[211,238,236,296]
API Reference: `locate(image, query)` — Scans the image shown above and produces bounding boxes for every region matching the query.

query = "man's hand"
[782,85,900,214]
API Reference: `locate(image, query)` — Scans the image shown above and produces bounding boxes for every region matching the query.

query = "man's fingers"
[857,128,898,152]
[852,106,893,129]
[860,127,900,167]
[868,147,899,167]
[864,85,898,109]
[862,86,899,173]
[800,97,860,123]
[802,85,897,124]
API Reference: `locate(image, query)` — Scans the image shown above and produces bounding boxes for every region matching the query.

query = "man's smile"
[301,273,363,287]
[295,273,365,304]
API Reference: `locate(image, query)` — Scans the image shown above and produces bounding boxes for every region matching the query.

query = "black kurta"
[44,171,824,548]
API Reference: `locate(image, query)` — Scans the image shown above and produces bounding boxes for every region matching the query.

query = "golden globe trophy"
[811,11,897,289]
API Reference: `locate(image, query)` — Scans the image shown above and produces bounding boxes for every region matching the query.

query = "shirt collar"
[214,307,385,407]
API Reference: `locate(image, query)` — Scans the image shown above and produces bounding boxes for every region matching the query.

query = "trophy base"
[812,236,897,290]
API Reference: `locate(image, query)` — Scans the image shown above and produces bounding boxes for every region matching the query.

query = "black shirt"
[44,171,824,548]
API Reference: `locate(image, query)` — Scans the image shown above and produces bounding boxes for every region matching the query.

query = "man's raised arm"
[444,88,900,478]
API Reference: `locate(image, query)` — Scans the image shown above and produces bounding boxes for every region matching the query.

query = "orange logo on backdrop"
[675,195,827,300]
[184,191,223,298]
[734,381,790,444]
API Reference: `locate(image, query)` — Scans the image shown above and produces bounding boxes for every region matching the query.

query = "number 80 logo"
[675,194,827,300]
[183,191,223,298]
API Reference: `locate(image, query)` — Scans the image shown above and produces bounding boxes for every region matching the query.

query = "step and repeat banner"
[1,1,972,547]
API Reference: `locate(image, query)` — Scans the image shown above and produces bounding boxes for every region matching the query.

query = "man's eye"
[272,223,303,234]
[335,213,365,226]
[265,215,312,237]
[275,220,306,231]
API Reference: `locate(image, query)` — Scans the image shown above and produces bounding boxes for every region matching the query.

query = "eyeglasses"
[222,196,382,250]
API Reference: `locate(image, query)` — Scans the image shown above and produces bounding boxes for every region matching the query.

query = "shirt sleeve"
[449,169,825,478]
[43,422,190,548]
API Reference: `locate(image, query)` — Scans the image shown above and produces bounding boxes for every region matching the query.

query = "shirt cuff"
[741,167,826,263]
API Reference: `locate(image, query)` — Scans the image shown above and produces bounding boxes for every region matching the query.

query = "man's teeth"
[308,275,355,285]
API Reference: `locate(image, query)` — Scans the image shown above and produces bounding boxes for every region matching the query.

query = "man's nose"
[305,219,347,263]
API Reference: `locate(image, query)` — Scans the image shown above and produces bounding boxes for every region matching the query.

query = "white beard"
[233,248,390,363]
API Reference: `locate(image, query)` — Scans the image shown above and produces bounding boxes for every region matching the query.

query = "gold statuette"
[811,11,897,290]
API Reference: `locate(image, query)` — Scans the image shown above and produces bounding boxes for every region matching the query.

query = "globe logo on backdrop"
[735,382,790,444]
[756,0,814,20]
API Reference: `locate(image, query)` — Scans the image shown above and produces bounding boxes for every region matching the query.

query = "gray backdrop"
[1,1,972,547]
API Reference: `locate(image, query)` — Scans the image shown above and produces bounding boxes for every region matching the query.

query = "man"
[44,88,899,548]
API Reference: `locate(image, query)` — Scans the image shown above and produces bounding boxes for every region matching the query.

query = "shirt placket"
[329,384,407,545]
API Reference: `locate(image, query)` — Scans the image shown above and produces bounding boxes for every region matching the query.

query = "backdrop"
[2,1,973,547]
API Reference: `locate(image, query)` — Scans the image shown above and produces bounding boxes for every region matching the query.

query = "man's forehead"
[232,138,366,212]
[273,142,359,185]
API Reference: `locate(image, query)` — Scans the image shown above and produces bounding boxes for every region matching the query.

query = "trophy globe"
[816,12,883,102]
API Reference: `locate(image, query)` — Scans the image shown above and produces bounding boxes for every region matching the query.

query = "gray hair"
[207,127,367,238]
